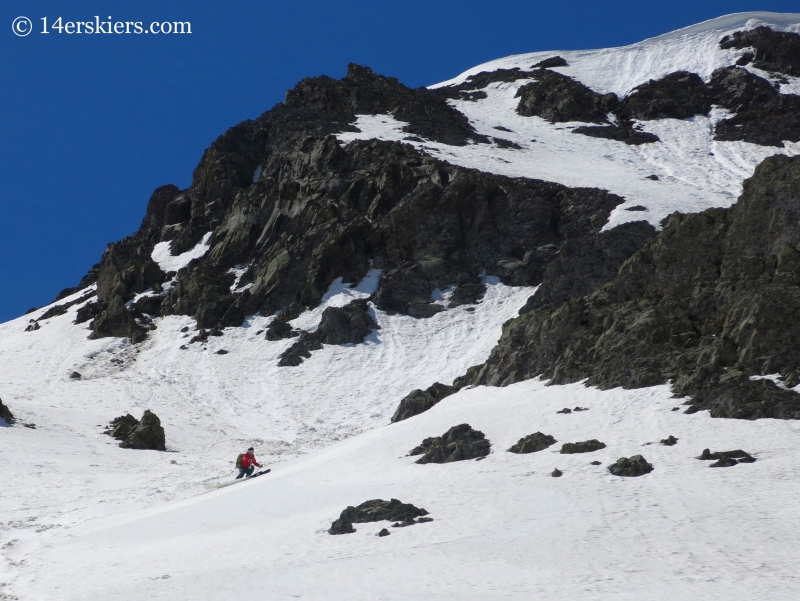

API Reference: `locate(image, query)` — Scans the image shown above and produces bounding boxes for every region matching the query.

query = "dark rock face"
[459,155,800,421]
[551,468,563,477]
[0,398,15,425]
[107,410,166,451]
[608,455,653,477]
[328,498,428,535]
[106,414,139,441]
[720,27,800,76]
[532,56,569,69]
[60,60,650,350]
[617,72,711,121]
[378,528,390,537]
[38,291,95,321]
[409,423,491,463]
[508,432,556,454]
[560,439,606,454]
[391,382,457,423]
[265,320,299,341]
[572,124,660,145]
[278,300,378,366]
[661,435,678,446]
[447,282,487,308]
[516,70,618,123]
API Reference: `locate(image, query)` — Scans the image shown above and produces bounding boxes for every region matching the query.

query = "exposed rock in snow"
[560,439,606,454]
[507,432,557,454]
[409,423,491,463]
[608,454,654,477]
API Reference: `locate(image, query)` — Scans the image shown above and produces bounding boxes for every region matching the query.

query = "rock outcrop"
[698,448,756,467]
[328,498,429,535]
[458,155,800,420]
[409,423,491,463]
[278,299,378,366]
[106,411,166,451]
[0,398,15,425]
[391,382,457,423]
[608,455,653,477]
[507,432,556,454]
[560,439,606,454]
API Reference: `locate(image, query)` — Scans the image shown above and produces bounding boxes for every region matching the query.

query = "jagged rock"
[410,423,491,463]
[39,291,96,321]
[328,518,356,535]
[25,322,40,332]
[556,408,572,414]
[551,468,563,477]
[265,320,299,341]
[608,455,653,477]
[516,70,618,123]
[391,382,457,423]
[459,155,800,421]
[90,296,148,343]
[417,517,434,523]
[560,439,606,454]
[661,435,678,446]
[709,66,800,147]
[720,27,800,76]
[106,414,139,441]
[448,282,487,308]
[279,300,378,366]
[75,300,105,324]
[113,410,166,451]
[378,528,390,537]
[329,498,428,535]
[0,398,15,424]
[508,432,556,454]
[617,72,711,120]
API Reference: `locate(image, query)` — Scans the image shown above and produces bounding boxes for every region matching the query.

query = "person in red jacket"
[236,447,262,479]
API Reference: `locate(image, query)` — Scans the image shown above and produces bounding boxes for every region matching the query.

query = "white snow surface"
[338,12,800,230]
[151,232,212,273]
[4,13,800,601]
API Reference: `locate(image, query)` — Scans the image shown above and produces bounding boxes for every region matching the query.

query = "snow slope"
[0,276,532,598]
[4,12,800,601]
[338,12,800,230]
[11,379,800,600]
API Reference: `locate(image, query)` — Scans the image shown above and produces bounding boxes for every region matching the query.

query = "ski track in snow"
[3,12,800,601]
[0,277,532,598]
[9,380,800,600]
[338,13,800,230]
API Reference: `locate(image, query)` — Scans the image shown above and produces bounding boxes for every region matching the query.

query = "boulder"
[608,455,654,477]
[698,448,755,467]
[390,382,457,423]
[560,439,606,454]
[279,300,379,366]
[112,409,167,451]
[661,435,679,446]
[409,424,491,464]
[0,398,15,425]
[378,528,390,537]
[105,414,140,441]
[551,468,563,477]
[329,498,428,535]
[508,432,557,454]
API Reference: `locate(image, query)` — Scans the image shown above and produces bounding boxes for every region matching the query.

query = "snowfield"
[339,12,800,230]
[3,11,800,601]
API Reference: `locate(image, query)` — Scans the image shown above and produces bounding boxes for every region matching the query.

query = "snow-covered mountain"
[2,12,800,600]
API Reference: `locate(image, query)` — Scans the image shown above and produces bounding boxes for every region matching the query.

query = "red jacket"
[241,452,261,469]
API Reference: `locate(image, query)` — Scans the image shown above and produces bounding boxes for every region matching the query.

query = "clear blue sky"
[1,0,797,322]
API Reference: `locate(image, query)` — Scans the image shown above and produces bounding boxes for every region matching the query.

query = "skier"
[235,447,262,479]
